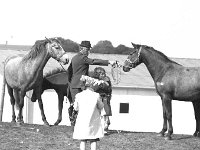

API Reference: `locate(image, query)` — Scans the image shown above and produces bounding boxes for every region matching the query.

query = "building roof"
[1,50,200,88]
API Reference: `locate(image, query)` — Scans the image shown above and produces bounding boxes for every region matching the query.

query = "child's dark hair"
[93,67,106,79]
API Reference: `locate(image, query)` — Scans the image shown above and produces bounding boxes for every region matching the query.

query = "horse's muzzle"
[60,54,69,65]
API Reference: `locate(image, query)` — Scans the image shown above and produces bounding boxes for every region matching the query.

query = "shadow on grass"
[105,130,143,136]
[173,134,194,140]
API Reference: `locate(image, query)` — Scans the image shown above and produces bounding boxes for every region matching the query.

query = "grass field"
[0,122,200,150]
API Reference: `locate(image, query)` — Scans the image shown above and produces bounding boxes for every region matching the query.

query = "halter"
[47,42,68,72]
[47,42,66,61]
[125,46,142,69]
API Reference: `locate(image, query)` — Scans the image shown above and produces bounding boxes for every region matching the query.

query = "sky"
[0,0,200,58]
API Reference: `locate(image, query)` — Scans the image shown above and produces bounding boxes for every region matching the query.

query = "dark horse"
[123,43,200,140]
[30,69,101,126]
[1,37,69,125]
[31,68,72,126]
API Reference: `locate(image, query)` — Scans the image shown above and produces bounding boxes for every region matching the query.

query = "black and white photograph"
[0,0,200,149]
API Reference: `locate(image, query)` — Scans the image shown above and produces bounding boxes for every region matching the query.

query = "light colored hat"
[80,75,104,87]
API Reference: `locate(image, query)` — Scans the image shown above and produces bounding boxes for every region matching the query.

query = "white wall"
[109,87,195,135]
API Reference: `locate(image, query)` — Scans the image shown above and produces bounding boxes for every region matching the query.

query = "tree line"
[58,37,133,55]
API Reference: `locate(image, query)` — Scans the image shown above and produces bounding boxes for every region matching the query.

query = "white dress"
[73,89,104,140]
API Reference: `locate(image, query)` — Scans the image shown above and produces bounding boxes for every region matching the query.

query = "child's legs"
[80,140,86,150]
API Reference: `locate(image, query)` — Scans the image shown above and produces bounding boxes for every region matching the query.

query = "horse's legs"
[18,90,26,124]
[12,89,23,124]
[158,99,168,137]
[164,98,173,140]
[159,96,173,140]
[192,100,200,137]
[54,93,64,125]
[34,87,50,126]
[37,97,50,126]
[7,86,16,122]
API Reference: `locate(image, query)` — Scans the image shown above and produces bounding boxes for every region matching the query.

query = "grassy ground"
[0,122,200,150]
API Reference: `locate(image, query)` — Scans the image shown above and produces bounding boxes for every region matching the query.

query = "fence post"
[25,90,34,124]
[0,81,5,121]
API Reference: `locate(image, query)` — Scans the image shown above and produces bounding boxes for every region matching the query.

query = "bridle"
[125,46,142,69]
[47,41,68,72]
[47,42,67,62]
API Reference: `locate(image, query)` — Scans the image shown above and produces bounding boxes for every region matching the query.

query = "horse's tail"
[0,61,6,121]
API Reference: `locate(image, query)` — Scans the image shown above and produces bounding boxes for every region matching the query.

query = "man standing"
[67,41,115,125]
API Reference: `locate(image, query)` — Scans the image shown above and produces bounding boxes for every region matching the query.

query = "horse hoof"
[193,131,200,137]
[44,124,50,127]
[164,136,172,140]
[157,133,165,137]
[54,122,60,126]
[197,132,200,138]
[11,120,16,123]
[43,122,50,126]
[16,121,23,126]
[193,132,198,137]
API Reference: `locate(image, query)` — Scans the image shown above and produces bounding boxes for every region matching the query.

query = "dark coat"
[96,76,112,116]
[67,52,109,88]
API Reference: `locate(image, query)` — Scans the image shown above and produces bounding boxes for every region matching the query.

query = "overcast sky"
[0,0,200,58]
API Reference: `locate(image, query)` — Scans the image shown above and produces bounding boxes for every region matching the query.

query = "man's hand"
[109,60,116,66]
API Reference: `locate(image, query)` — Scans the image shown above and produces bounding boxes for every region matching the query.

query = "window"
[119,103,129,113]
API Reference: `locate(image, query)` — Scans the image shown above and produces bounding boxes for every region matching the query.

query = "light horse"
[123,43,200,140]
[31,68,72,126]
[1,37,69,125]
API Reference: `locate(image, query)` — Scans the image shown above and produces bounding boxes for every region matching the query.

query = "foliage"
[58,38,133,55]
[92,40,115,54]
[115,44,133,55]
[57,37,79,53]
[0,37,133,55]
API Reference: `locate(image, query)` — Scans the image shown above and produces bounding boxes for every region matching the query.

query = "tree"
[115,44,133,55]
[92,40,115,54]
[57,37,79,52]
[57,38,132,54]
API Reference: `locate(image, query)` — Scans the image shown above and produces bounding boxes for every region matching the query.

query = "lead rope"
[111,61,122,85]
[59,63,67,72]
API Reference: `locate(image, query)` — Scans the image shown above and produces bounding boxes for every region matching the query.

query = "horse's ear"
[54,37,61,44]
[45,37,52,43]
[131,42,137,48]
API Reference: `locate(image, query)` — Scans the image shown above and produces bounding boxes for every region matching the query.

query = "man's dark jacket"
[67,52,109,88]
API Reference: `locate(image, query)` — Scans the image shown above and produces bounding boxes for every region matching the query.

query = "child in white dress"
[73,75,105,150]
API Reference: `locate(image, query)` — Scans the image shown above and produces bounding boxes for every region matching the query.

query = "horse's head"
[45,37,69,65]
[123,42,142,72]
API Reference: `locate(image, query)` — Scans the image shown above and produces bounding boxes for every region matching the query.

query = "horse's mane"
[44,68,68,78]
[22,40,48,62]
[143,45,181,65]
